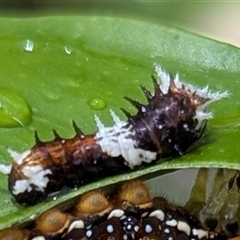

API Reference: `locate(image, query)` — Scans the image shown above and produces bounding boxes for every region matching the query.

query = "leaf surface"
[0,16,239,229]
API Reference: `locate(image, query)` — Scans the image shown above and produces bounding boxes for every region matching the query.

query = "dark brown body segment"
[9,134,128,205]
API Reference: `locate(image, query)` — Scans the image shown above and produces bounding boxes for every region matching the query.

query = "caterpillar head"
[125,64,229,157]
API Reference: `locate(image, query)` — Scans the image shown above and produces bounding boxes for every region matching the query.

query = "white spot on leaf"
[25,40,34,52]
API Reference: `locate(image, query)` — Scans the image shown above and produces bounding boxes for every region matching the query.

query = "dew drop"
[24,39,34,52]
[64,46,72,55]
[88,98,107,110]
[0,87,32,128]
[53,196,58,201]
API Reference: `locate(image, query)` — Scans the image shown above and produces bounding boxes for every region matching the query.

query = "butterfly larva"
[0,64,229,205]
[0,180,230,240]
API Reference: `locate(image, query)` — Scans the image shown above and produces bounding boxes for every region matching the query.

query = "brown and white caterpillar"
[0,64,229,205]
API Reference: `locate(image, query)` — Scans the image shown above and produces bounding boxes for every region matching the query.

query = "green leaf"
[0,16,239,229]
[0,87,32,127]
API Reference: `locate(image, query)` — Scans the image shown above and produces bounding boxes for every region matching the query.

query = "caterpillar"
[0,179,233,240]
[0,64,229,205]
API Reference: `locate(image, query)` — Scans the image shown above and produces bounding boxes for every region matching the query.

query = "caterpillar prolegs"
[0,64,229,205]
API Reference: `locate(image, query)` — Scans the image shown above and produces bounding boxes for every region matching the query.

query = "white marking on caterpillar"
[145,224,153,233]
[141,211,149,218]
[0,149,31,176]
[192,229,208,239]
[210,233,217,239]
[86,230,92,237]
[94,115,105,130]
[0,164,11,174]
[134,225,139,232]
[164,228,170,233]
[154,64,229,102]
[108,209,124,219]
[177,220,191,236]
[67,220,84,233]
[110,109,121,124]
[107,224,114,233]
[166,219,177,227]
[32,237,46,240]
[154,63,230,130]
[13,165,52,194]
[7,148,31,165]
[95,118,157,169]
[149,210,165,221]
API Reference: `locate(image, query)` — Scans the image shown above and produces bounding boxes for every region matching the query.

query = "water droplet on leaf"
[64,46,72,55]
[88,98,107,110]
[24,39,34,52]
